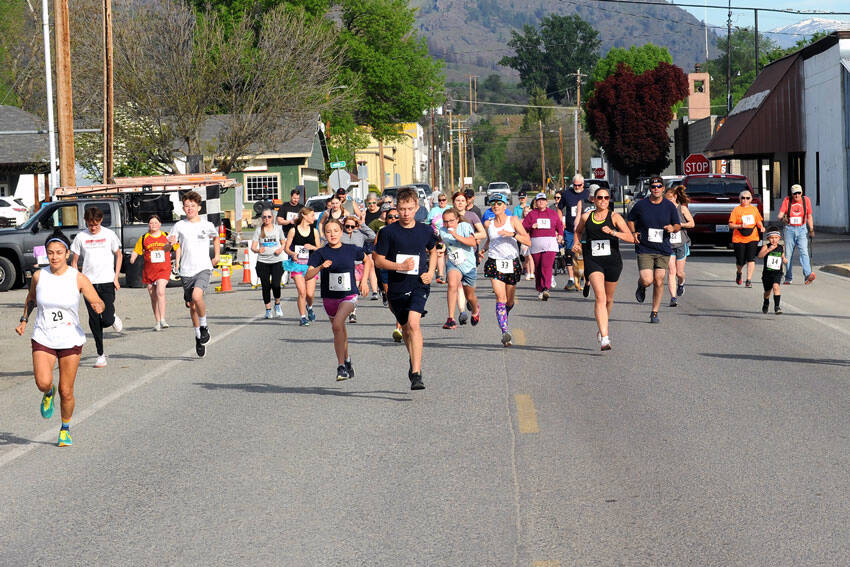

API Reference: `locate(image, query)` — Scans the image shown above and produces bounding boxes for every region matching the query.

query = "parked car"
[305,194,331,213]
[680,174,760,247]
[486,181,512,204]
[382,185,425,205]
[0,197,28,227]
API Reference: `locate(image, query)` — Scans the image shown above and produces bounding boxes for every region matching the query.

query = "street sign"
[330,161,346,169]
[328,168,351,191]
[683,153,710,175]
[593,167,606,179]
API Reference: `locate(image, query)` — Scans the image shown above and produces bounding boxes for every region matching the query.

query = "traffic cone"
[242,248,251,284]
[219,222,226,247]
[219,265,233,292]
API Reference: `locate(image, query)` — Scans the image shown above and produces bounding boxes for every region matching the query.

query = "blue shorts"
[387,287,430,326]
[447,264,477,287]
[378,269,389,285]
[562,231,575,249]
[672,244,690,261]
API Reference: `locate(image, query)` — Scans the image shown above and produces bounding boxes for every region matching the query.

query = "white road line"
[0,317,258,469]
[779,301,850,339]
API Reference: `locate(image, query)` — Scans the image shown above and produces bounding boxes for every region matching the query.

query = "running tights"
[531,251,556,292]
[496,301,509,333]
[85,282,116,356]
[255,262,283,304]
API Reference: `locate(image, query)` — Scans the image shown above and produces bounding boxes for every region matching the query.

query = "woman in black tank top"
[572,187,635,351]
[284,208,321,325]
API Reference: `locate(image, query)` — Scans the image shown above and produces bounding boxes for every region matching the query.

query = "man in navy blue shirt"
[627,176,681,323]
[557,174,590,291]
[373,187,438,390]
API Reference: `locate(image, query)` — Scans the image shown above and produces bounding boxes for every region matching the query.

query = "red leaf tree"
[585,62,689,178]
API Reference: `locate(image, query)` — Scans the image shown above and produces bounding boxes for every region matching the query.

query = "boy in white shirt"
[167,191,220,358]
[70,206,123,368]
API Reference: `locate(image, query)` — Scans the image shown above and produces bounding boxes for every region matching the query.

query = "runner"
[758,227,786,314]
[451,191,486,323]
[306,219,372,381]
[482,192,531,346]
[363,192,383,227]
[557,174,590,291]
[627,176,681,323]
[15,229,105,446]
[251,206,286,319]
[373,187,438,389]
[664,185,695,307]
[573,186,634,350]
[283,207,321,326]
[427,193,450,283]
[522,192,564,300]
[439,207,481,329]
[318,195,346,240]
[70,206,123,368]
[276,188,303,230]
[464,187,483,220]
[129,215,176,330]
[340,215,376,323]
[777,184,816,285]
[168,191,220,358]
[513,191,534,280]
[728,189,764,289]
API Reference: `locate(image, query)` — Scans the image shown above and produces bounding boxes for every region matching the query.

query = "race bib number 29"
[46,309,71,329]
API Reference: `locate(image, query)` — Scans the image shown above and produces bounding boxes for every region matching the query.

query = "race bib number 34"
[766,255,782,270]
[590,240,611,256]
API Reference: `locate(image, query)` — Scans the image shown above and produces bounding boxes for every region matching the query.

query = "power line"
[585,0,850,17]
[451,98,578,110]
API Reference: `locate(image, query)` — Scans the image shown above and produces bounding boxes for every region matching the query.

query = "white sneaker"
[94,354,108,368]
[537,292,544,300]
[600,336,611,351]
[112,314,123,333]
[525,273,534,280]
[551,277,557,288]
[160,320,169,329]
[153,321,163,331]
[274,304,283,318]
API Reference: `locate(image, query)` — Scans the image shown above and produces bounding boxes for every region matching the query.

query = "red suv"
[680,174,761,246]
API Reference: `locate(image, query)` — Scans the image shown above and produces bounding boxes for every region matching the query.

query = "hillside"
[413,0,719,82]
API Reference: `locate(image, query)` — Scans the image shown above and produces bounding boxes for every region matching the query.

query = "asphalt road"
[1,245,849,566]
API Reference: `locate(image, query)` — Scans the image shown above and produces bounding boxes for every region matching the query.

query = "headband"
[45,237,69,248]
[765,231,780,238]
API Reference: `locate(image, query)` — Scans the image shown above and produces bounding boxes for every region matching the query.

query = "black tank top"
[582,209,620,258]
[290,225,318,248]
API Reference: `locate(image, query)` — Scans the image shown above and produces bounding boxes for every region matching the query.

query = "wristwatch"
[19,315,27,323]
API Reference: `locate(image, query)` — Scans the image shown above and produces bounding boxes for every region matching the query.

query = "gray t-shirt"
[253,225,285,264]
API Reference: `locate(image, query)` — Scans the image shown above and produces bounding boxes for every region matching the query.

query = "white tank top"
[487,216,519,260]
[32,266,86,349]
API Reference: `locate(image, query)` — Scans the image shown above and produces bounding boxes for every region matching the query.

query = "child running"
[167,191,220,358]
[306,219,372,381]
[129,215,176,330]
[758,227,786,314]
[439,207,481,329]
[283,207,320,326]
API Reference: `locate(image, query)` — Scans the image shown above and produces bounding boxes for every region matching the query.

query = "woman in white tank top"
[15,230,104,447]
[482,193,531,347]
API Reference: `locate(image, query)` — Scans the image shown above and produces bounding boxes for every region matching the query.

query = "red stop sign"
[683,153,710,175]
[593,167,605,179]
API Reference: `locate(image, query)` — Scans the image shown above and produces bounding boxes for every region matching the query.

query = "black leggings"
[255,262,283,304]
[85,282,116,356]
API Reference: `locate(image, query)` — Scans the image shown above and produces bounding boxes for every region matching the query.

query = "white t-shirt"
[172,219,217,276]
[70,227,120,284]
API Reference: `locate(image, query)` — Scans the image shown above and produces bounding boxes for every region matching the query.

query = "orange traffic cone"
[242,248,251,284]
[219,222,226,247]
[219,265,233,292]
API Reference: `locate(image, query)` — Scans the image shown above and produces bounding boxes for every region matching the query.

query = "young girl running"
[251,207,286,319]
[439,207,481,329]
[482,193,531,346]
[16,230,105,446]
[306,219,372,381]
[284,207,321,326]
[130,215,176,330]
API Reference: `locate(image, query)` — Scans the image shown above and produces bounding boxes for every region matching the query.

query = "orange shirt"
[729,205,763,243]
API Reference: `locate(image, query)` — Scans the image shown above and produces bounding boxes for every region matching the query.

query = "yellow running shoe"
[57,428,72,447]
[41,385,55,419]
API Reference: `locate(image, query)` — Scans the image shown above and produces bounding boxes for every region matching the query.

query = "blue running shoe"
[307,307,316,322]
[57,427,72,447]
[299,316,310,326]
[41,385,55,419]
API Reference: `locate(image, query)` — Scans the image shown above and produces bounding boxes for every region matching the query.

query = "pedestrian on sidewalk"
[777,184,816,285]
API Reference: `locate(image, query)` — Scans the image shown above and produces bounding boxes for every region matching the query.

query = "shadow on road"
[0,432,53,446]
[194,382,411,402]
[700,353,850,367]
[694,307,850,321]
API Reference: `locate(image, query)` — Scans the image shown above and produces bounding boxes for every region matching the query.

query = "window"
[41,204,78,229]
[84,203,112,227]
[245,174,279,202]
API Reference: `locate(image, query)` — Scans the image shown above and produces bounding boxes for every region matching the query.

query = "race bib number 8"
[150,250,166,263]
[396,254,420,275]
[496,258,513,274]
[648,228,664,243]
[590,240,611,256]
[536,218,551,229]
[766,255,782,270]
[328,272,351,292]
[669,231,682,245]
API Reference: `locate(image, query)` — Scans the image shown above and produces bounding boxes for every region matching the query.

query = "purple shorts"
[322,294,358,318]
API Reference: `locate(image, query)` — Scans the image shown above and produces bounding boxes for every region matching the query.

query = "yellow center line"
[512,328,527,345]
[514,394,539,434]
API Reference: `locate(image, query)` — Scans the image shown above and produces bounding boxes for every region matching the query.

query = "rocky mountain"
[767,18,850,48]
[413,0,720,82]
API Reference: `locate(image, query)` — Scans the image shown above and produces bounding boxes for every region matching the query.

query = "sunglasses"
[740,196,752,200]
[651,184,663,188]
[792,192,802,195]
[596,195,610,201]
[438,198,447,202]
[344,224,356,229]
[387,215,399,219]
[367,201,378,205]
[261,215,273,219]
[573,183,583,187]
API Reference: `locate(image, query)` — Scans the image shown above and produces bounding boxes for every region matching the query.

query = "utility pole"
[40,0,58,192]
[727,0,733,113]
[558,126,565,191]
[754,9,760,76]
[378,139,385,192]
[573,108,579,176]
[538,120,546,191]
[576,68,582,176]
[102,0,114,183]
[54,0,75,187]
[429,106,436,189]
[448,112,454,193]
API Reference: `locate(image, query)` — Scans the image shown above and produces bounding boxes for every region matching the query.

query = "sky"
[675,0,850,33]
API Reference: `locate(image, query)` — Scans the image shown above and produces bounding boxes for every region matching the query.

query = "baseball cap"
[336,187,347,196]
[534,192,547,201]
[488,193,508,205]
[380,203,393,212]
[791,184,803,194]
[518,190,527,197]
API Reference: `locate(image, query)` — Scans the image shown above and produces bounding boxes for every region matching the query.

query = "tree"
[706,27,779,115]
[588,43,672,99]
[585,62,689,178]
[500,14,600,104]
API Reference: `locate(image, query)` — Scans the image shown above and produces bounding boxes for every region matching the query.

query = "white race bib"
[536,218,551,229]
[447,249,462,265]
[590,240,611,256]
[648,228,664,243]
[45,308,72,329]
[570,205,577,218]
[669,231,682,245]
[766,255,782,270]
[294,245,310,260]
[790,216,802,225]
[741,214,755,226]
[150,250,166,263]
[396,254,420,275]
[496,258,513,274]
[328,272,351,292]
[286,212,298,222]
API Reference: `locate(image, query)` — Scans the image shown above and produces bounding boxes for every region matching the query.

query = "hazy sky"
[675,0,850,33]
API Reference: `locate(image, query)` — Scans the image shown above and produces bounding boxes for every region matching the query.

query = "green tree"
[500,14,600,104]
[706,28,778,115]
[588,44,673,97]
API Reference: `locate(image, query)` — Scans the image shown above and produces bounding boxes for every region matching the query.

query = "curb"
[821,264,850,278]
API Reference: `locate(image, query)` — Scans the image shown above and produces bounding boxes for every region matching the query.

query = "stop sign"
[593,167,605,179]
[683,153,710,175]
